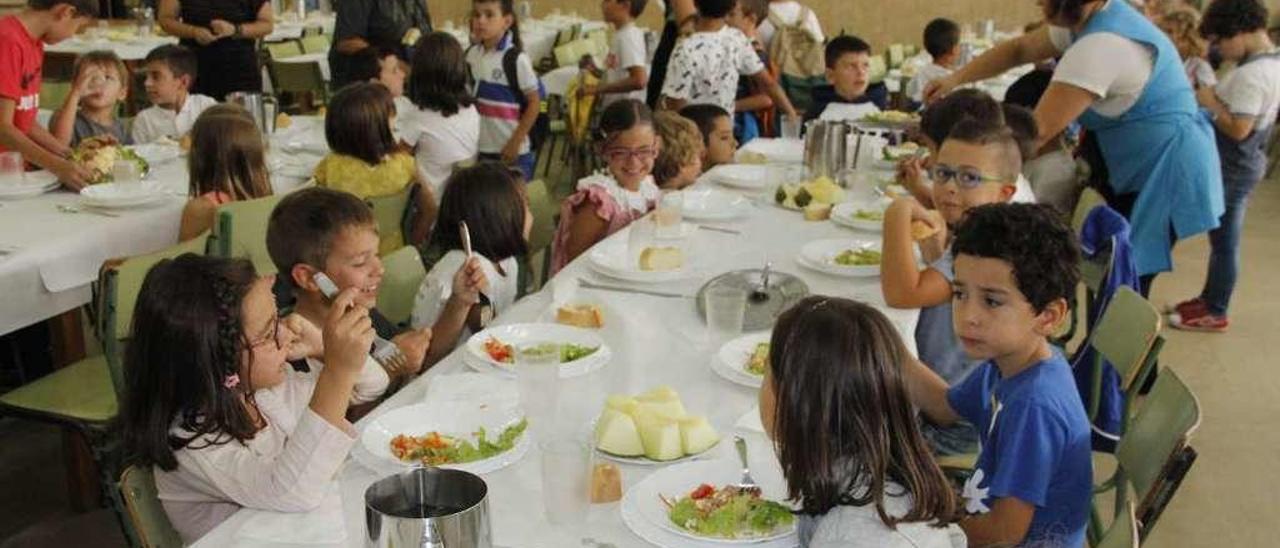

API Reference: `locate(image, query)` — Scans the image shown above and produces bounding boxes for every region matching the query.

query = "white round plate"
[127,143,180,165]
[797,239,882,278]
[653,222,696,240]
[587,244,687,284]
[462,323,610,378]
[79,182,168,209]
[707,164,772,190]
[830,201,888,232]
[626,459,797,545]
[681,188,752,221]
[711,332,772,389]
[356,401,529,476]
[0,174,59,199]
[595,436,722,466]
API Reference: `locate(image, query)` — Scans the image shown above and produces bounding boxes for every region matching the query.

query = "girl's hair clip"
[223,373,241,389]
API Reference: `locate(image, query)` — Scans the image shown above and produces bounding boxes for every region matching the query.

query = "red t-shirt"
[0,16,43,151]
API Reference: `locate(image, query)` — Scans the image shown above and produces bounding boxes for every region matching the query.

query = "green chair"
[869,55,888,85]
[1082,287,1165,432]
[376,246,427,327]
[523,179,559,292]
[268,60,330,109]
[887,43,906,69]
[365,184,417,254]
[1095,501,1139,548]
[210,194,285,275]
[1053,186,1113,345]
[40,80,72,110]
[300,34,331,55]
[1089,370,1201,544]
[118,465,182,548]
[1073,187,1108,235]
[265,40,303,60]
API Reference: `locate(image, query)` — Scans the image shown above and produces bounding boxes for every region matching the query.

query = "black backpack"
[500,48,550,155]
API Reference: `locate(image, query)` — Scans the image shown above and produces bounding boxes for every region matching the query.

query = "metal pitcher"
[225,92,279,137]
[365,468,492,548]
[803,119,853,181]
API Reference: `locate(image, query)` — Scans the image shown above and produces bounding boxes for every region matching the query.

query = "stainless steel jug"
[803,119,853,181]
[365,468,492,548]
[225,92,279,137]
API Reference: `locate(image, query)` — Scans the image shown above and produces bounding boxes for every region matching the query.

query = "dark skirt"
[186,39,262,101]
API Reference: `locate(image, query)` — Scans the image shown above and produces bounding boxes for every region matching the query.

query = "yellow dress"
[314,152,417,254]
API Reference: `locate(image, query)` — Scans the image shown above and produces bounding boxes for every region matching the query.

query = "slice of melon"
[605,394,639,415]
[678,416,720,455]
[635,386,686,419]
[635,412,684,461]
[594,409,644,457]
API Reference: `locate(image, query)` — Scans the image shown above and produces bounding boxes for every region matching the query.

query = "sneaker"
[1170,306,1229,333]
[1166,297,1207,316]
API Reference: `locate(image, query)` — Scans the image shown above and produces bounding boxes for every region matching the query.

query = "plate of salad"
[830,201,890,233]
[625,459,797,545]
[463,323,611,378]
[710,332,772,389]
[357,400,530,475]
[797,239,882,278]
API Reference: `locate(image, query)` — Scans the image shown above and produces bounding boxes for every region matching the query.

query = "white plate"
[711,332,771,389]
[797,239,882,278]
[0,178,59,199]
[79,182,168,209]
[707,164,772,190]
[587,244,687,284]
[734,138,804,165]
[829,201,889,232]
[462,323,610,378]
[127,143,180,165]
[627,459,797,544]
[682,188,752,221]
[356,401,529,476]
[595,436,722,466]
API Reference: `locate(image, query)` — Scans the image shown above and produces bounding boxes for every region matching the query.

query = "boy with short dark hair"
[802,34,887,123]
[1170,0,1280,332]
[660,0,797,122]
[906,202,1092,547]
[906,18,961,106]
[678,103,737,168]
[132,44,217,144]
[727,0,772,142]
[348,45,408,104]
[582,0,648,107]
[0,0,97,188]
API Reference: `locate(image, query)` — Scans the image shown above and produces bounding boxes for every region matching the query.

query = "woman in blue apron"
[925,0,1224,294]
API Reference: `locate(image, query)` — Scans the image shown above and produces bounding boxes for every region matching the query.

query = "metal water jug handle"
[263,95,279,134]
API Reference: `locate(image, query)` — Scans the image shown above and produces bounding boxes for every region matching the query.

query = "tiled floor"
[1,181,1276,547]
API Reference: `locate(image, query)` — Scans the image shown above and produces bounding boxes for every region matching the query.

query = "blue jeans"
[478,152,536,182]
[1200,171,1263,315]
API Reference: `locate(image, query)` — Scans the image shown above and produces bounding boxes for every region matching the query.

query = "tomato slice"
[690,484,715,500]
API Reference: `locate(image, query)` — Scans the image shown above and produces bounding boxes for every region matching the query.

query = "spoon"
[750,261,772,303]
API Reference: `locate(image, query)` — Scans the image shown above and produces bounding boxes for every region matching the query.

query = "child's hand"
[70,66,102,99]
[451,257,490,306]
[209,19,236,39]
[52,158,94,190]
[391,327,431,377]
[500,139,521,165]
[897,156,924,188]
[283,313,323,361]
[322,288,376,375]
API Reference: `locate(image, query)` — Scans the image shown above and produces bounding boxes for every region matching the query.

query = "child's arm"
[0,99,92,188]
[502,89,540,165]
[426,257,488,365]
[660,95,688,111]
[959,498,1037,546]
[409,171,437,246]
[562,201,611,266]
[48,68,96,147]
[1197,85,1257,142]
[903,357,960,426]
[178,198,217,242]
[734,91,773,114]
[881,197,952,308]
[590,66,648,96]
[750,70,798,119]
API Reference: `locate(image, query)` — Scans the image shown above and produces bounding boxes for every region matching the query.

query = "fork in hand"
[370,335,411,375]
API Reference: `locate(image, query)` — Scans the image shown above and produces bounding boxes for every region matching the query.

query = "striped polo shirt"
[466,32,544,155]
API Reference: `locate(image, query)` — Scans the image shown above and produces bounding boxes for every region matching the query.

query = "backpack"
[501,48,551,155]
[766,7,826,114]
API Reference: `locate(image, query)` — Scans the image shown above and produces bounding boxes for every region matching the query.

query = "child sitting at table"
[314,82,436,253]
[760,297,964,547]
[119,253,378,544]
[904,203,1091,546]
[679,103,738,169]
[653,110,704,190]
[267,187,441,378]
[906,18,961,110]
[400,31,480,201]
[552,99,660,272]
[412,162,527,359]
[132,44,217,145]
[580,0,649,107]
[0,0,96,188]
[48,50,131,147]
[802,35,886,123]
[347,44,413,116]
[881,118,1020,456]
[178,106,272,241]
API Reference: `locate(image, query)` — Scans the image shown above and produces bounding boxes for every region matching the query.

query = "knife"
[579,280,690,299]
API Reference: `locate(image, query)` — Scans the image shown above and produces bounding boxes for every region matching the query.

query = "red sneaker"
[1166,297,1207,316]
[1170,306,1229,333]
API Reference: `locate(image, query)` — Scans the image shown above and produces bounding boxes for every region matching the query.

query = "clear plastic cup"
[654,191,683,239]
[627,217,655,267]
[781,116,802,140]
[112,159,142,186]
[0,151,23,186]
[704,286,747,345]
[515,343,561,437]
[539,438,590,528]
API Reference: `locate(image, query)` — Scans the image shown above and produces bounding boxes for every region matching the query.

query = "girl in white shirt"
[412,162,528,358]
[400,31,481,200]
[120,254,380,544]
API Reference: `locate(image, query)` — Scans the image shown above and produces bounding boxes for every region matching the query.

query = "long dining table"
[190,147,922,548]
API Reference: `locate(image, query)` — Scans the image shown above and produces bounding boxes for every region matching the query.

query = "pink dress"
[200,191,233,206]
[551,173,660,274]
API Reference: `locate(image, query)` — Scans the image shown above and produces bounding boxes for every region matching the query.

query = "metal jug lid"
[696,267,810,331]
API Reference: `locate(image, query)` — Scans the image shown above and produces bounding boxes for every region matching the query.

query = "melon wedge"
[635,386,686,419]
[605,394,639,415]
[594,409,644,457]
[635,412,684,461]
[679,416,720,455]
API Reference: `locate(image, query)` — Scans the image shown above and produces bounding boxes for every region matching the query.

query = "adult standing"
[158,0,274,101]
[329,0,432,89]
[926,0,1223,293]
[645,0,695,108]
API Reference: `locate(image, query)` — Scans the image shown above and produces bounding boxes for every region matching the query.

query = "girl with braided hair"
[119,254,376,544]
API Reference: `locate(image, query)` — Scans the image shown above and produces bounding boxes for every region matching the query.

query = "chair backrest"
[1095,500,1139,548]
[118,465,183,548]
[1116,370,1201,527]
[1072,186,1107,235]
[376,246,427,327]
[525,179,558,256]
[1092,286,1163,391]
[364,185,416,254]
[300,34,330,54]
[887,43,906,68]
[1081,235,1115,294]
[213,194,285,275]
[269,60,329,101]
[868,55,888,84]
[265,40,303,60]
[39,80,71,110]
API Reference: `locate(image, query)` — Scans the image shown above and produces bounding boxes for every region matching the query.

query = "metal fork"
[734,436,762,495]
[370,335,410,374]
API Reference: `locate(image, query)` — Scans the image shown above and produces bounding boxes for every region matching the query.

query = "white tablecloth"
[275,52,331,81]
[190,174,921,547]
[0,117,326,336]
[47,36,179,61]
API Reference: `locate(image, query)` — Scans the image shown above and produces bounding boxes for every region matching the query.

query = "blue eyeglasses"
[928,164,1008,189]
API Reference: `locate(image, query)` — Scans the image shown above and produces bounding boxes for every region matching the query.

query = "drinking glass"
[0,152,22,186]
[704,286,747,345]
[516,342,561,437]
[112,159,142,187]
[780,115,801,140]
[627,217,654,267]
[654,191,684,239]
[539,438,590,528]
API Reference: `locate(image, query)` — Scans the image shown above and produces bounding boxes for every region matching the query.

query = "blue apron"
[1072,0,1224,275]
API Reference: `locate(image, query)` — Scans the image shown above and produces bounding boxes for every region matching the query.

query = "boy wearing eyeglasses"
[881,117,1019,457]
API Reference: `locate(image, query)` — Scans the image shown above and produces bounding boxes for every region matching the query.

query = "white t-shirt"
[1048,8,1154,118]
[757,1,825,52]
[907,63,954,104]
[398,104,481,197]
[603,23,648,107]
[1013,173,1037,203]
[410,250,520,343]
[1216,50,1280,131]
[466,35,539,155]
[661,26,765,113]
[130,93,218,144]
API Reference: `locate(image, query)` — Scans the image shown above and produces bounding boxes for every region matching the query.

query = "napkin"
[735,407,766,434]
[736,138,804,164]
[235,483,346,545]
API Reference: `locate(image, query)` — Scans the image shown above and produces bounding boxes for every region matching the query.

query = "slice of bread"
[639,247,683,271]
[556,304,604,328]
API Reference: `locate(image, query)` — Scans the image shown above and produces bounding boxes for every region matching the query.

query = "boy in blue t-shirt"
[905,203,1092,546]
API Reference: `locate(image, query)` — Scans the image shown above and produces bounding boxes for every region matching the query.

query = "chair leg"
[63,427,102,512]
[1088,503,1105,546]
